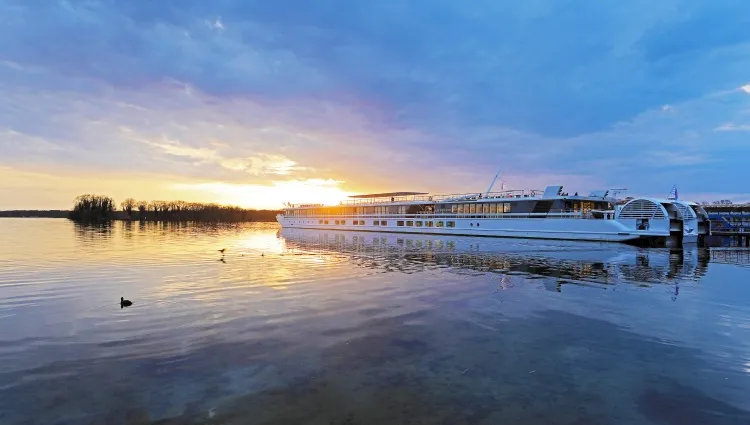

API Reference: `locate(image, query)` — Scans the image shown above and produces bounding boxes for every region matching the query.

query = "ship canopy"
[348,192,427,199]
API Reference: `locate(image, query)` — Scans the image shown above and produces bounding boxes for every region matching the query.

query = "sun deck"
[289,186,616,209]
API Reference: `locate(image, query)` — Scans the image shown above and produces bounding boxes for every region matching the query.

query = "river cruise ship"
[276,185,711,247]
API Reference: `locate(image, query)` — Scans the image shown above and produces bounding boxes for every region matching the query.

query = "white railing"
[328,189,545,207]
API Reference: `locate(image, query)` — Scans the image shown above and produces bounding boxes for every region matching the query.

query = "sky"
[2,0,750,209]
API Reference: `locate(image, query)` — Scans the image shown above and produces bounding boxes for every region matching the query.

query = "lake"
[1,219,749,425]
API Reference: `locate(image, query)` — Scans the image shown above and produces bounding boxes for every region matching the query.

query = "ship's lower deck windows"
[447,221,455,227]
[436,221,444,227]
[324,220,329,224]
[406,221,414,226]
[319,220,323,224]
[426,221,433,227]
[373,220,380,225]
[381,221,388,226]
[415,221,423,227]
[397,220,404,226]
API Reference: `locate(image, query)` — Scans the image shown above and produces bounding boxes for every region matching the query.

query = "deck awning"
[348,192,427,199]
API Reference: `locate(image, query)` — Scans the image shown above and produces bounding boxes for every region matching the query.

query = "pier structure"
[703,203,750,247]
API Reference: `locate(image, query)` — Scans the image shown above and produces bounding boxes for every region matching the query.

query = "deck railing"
[329,189,545,207]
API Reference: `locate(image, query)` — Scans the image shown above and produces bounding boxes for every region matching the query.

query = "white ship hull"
[277,216,660,243]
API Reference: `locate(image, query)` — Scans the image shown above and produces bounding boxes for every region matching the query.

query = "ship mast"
[484,167,503,198]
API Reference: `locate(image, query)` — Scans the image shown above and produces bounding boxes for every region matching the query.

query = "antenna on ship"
[609,188,627,199]
[484,166,503,198]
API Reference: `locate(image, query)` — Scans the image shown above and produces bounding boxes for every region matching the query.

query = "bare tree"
[120,198,137,216]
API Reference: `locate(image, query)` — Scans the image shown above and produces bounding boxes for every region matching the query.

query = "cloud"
[1,0,750,208]
[135,135,300,175]
[206,18,225,31]
[715,123,750,132]
[144,137,220,162]
[219,155,298,175]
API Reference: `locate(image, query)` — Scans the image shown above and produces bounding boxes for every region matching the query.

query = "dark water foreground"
[1,220,749,425]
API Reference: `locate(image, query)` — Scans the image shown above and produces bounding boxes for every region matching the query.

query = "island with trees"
[63,194,280,222]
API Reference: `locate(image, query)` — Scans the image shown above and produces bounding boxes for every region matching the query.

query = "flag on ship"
[668,185,678,200]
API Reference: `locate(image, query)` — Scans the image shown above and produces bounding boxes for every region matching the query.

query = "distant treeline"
[0,210,69,218]
[68,194,280,222]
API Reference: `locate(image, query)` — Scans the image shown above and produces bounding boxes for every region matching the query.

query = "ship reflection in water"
[279,227,710,293]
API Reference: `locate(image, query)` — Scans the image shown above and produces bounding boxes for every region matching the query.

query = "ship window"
[319,220,323,224]
[436,221,444,227]
[489,203,497,214]
[457,204,464,214]
[451,205,458,214]
[483,204,490,214]
[504,203,511,213]
[447,221,455,227]
[334,220,339,224]
[397,220,404,226]
[469,204,476,214]
[340,220,346,225]
[406,221,414,226]
[416,221,423,227]
[427,221,434,227]
[373,220,380,225]
[381,221,388,226]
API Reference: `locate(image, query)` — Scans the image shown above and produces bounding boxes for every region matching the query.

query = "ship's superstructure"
[277,185,711,247]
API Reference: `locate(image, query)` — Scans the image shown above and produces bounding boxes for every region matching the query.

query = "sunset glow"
[173,179,354,210]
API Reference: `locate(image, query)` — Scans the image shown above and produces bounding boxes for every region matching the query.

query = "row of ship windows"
[319,220,457,227]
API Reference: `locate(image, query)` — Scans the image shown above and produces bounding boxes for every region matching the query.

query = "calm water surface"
[1,219,750,425]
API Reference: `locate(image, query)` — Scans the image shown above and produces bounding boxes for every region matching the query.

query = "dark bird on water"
[218,248,226,254]
[120,297,133,308]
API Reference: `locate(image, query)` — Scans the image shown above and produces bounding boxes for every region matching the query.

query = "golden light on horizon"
[172,179,355,209]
